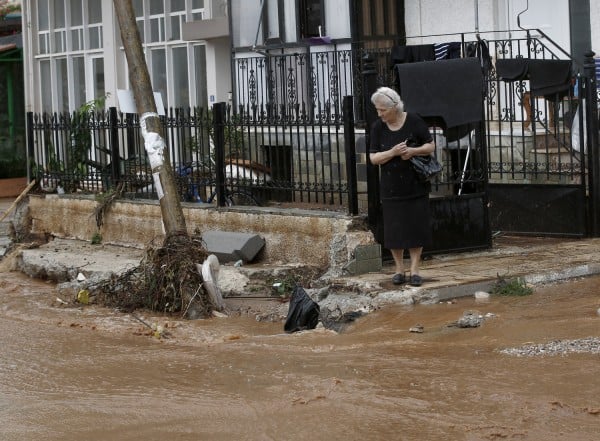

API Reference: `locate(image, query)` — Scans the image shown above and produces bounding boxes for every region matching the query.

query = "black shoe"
[392,273,406,285]
[409,275,423,286]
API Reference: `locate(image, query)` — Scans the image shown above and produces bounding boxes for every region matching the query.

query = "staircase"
[487,120,583,185]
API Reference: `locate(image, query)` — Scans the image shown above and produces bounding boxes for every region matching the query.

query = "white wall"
[324,0,350,39]
[103,0,120,110]
[405,0,570,52]
[591,1,600,54]
[405,0,480,44]
[205,38,232,105]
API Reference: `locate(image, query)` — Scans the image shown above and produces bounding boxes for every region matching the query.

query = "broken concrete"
[201,230,265,263]
[5,197,600,327]
[25,194,379,275]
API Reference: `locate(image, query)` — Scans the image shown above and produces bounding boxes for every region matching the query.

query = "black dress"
[369,113,434,250]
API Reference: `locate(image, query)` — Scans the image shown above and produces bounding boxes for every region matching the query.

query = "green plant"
[266,274,299,299]
[69,95,109,168]
[91,232,102,245]
[202,108,245,159]
[490,275,533,296]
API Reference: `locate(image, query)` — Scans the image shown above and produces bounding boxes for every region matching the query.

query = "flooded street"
[1,270,599,441]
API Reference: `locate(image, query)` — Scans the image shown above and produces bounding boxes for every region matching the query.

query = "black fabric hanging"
[390,44,436,65]
[395,57,484,140]
[496,58,573,98]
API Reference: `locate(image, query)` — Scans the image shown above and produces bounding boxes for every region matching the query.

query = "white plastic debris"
[474,291,490,300]
[77,272,87,282]
[198,254,224,311]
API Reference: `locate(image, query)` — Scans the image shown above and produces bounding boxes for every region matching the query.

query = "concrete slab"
[201,230,265,263]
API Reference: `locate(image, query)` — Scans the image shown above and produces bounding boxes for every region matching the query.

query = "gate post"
[343,96,359,215]
[584,51,600,236]
[362,53,381,241]
[108,107,121,188]
[212,102,227,207]
[26,112,34,182]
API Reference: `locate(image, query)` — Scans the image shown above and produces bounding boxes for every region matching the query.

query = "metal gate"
[363,31,600,255]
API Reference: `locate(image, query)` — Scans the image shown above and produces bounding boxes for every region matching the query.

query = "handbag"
[410,154,443,182]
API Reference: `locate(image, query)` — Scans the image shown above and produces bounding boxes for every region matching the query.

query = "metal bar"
[343,96,358,215]
[212,102,227,207]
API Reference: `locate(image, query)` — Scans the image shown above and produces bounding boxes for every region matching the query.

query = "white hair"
[371,87,404,113]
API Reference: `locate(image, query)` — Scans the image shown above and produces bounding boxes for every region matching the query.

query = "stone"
[201,230,265,263]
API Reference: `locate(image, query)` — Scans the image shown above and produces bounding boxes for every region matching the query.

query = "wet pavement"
[3,196,600,306]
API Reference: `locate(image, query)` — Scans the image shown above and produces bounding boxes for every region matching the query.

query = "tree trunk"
[112,0,187,238]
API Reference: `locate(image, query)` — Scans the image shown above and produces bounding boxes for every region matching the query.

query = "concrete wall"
[26,194,378,275]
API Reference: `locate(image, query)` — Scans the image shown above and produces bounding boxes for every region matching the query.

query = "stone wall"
[27,194,379,275]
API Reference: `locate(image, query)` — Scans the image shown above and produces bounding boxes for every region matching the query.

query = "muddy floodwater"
[0,270,599,441]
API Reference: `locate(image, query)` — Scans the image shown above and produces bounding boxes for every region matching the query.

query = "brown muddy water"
[0,270,599,441]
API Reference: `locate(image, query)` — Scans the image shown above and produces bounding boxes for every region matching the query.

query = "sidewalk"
[3,197,600,303]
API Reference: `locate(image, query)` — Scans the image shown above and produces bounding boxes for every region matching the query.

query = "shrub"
[491,275,533,296]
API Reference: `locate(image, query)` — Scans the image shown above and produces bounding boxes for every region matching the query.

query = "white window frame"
[34,0,105,113]
[124,0,208,109]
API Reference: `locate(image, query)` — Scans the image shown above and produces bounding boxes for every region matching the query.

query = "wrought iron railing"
[27,104,361,212]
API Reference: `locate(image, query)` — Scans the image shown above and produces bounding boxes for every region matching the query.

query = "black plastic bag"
[284,286,320,333]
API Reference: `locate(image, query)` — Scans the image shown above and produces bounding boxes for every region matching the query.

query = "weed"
[91,232,102,244]
[491,275,533,296]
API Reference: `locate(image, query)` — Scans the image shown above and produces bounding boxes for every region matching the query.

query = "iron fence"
[27,103,361,213]
[229,30,588,200]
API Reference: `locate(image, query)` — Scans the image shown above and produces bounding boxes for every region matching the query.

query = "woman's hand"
[398,142,415,160]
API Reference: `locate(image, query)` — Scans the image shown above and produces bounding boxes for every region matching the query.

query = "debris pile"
[94,234,215,318]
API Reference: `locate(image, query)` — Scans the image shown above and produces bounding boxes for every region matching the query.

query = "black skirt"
[382,196,432,249]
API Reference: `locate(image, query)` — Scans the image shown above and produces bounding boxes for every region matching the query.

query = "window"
[88,0,103,49]
[231,0,301,47]
[40,60,52,112]
[55,58,69,112]
[133,0,146,41]
[194,45,208,109]
[172,47,190,108]
[151,48,167,111]
[70,0,83,51]
[127,0,209,108]
[192,0,205,20]
[210,0,227,19]
[359,0,403,41]
[169,0,186,41]
[38,0,51,54]
[33,0,210,113]
[231,0,262,47]
[92,57,105,107]
[72,56,86,109]
[35,0,105,113]
[53,0,67,52]
[263,0,283,41]
[147,0,166,43]
[299,0,323,38]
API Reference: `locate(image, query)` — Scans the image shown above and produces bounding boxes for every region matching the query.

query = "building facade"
[19,1,599,116]
[21,0,230,114]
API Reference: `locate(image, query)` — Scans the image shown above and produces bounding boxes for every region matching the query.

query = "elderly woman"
[369,87,435,286]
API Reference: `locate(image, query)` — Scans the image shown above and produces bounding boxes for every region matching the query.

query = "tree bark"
[112,0,187,238]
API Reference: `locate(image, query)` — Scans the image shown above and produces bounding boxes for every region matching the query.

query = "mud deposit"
[1,271,599,440]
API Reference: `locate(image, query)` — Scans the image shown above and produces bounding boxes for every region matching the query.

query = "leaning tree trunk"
[108,0,215,319]
[113,0,187,239]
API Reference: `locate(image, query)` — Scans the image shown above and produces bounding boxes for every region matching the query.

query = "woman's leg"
[390,248,405,274]
[408,247,423,275]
